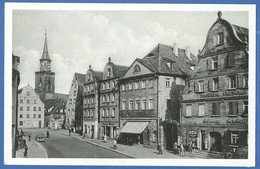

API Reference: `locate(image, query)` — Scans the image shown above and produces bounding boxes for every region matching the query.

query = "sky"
[12,10,248,94]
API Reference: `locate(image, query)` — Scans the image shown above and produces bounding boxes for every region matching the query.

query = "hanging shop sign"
[202,119,220,124]
[188,130,197,138]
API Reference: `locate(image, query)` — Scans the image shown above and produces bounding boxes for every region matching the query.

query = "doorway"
[209,132,222,152]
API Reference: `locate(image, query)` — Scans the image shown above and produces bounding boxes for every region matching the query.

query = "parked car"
[35,134,45,142]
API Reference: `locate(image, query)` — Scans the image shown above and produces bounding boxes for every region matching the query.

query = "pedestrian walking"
[28,133,31,142]
[113,139,117,149]
[69,129,71,136]
[173,141,178,154]
[158,143,163,155]
[46,131,49,138]
[24,144,28,158]
[180,142,185,157]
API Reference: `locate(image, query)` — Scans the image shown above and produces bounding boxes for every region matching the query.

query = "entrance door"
[209,132,222,152]
[39,120,41,128]
[201,130,206,150]
[106,127,110,138]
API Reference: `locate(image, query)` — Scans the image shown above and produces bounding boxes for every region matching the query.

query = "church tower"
[35,31,55,102]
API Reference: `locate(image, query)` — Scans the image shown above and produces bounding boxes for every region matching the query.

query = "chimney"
[173,43,178,56]
[185,46,191,60]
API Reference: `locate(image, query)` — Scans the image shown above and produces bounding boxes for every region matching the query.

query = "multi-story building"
[83,65,103,138]
[17,85,45,128]
[119,43,197,149]
[66,73,85,132]
[180,12,248,154]
[12,53,20,157]
[99,57,128,139]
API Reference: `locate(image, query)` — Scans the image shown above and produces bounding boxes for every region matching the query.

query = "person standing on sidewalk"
[113,138,117,149]
[24,144,28,158]
[180,142,185,157]
[28,133,31,142]
[69,129,71,136]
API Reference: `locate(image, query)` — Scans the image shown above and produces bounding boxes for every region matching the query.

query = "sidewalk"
[16,135,48,158]
[55,129,193,159]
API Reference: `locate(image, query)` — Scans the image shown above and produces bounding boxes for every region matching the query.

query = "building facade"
[82,65,103,139]
[17,85,45,128]
[65,73,85,132]
[99,57,128,139]
[180,12,248,154]
[12,54,20,157]
[35,32,55,102]
[119,43,197,149]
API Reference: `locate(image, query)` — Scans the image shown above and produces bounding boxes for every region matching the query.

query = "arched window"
[134,64,141,72]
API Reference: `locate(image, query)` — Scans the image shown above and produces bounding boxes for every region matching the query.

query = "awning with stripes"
[120,122,149,134]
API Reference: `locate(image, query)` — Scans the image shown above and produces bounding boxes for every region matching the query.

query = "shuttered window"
[229,102,238,115]
[186,105,192,117]
[228,76,237,89]
[212,102,220,116]
[199,104,205,116]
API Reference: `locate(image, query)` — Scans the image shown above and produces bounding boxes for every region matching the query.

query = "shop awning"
[120,122,149,134]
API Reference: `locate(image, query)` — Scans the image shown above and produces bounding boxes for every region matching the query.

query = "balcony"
[121,110,156,118]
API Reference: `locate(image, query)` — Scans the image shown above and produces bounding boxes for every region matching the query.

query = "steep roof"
[41,32,51,61]
[140,43,197,77]
[106,62,128,79]
[231,24,248,43]
[74,73,85,86]
[94,71,103,81]
[44,98,66,115]
[51,93,69,101]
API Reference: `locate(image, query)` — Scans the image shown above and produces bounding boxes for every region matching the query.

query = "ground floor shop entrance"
[209,132,222,152]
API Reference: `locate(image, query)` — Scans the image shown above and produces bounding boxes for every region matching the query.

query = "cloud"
[13,13,204,94]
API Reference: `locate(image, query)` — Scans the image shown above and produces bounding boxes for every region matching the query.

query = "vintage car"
[35,134,45,142]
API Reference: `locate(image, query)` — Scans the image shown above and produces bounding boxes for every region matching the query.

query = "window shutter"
[194,81,199,92]
[232,102,238,115]
[238,101,244,116]
[237,74,243,88]
[207,58,212,70]
[208,79,213,91]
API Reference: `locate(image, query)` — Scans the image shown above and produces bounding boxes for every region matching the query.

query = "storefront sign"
[200,92,219,98]
[188,130,197,138]
[223,90,247,97]
[202,119,220,124]
[226,119,248,124]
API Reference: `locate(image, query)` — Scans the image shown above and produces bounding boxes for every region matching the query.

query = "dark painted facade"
[180,12,248,156]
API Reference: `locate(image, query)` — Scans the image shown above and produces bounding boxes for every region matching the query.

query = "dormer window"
[217,32,224,45]
[166,62,174,69]
[134,64,141,72]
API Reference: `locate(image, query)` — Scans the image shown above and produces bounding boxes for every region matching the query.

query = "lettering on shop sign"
[226,119,248,124]
[202,119,220,124]
[200,92,220,98]
[223,90,247,97]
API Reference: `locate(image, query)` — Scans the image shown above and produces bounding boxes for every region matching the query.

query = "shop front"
[99,121,118,139]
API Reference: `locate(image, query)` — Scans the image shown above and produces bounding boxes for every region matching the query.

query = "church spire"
[41,30,51,60]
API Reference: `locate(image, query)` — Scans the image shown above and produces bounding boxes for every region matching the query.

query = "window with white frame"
[87,98,90,105]
[198,81,204,92]
[129,83,133,90]
[135,100,140,110]
[142,99,147,110]
[111,108,115,118]
[148,99,154,109]
[112,94,115,102]
[135,82,139,90]
[107,95,110,102]
[141,80,146,89]
[87,110,90,118]
[102,83,106,90]
[166,78,171,88]
[199,104,205,116]
[122,84,125,91]
[112,81,116,88]
[84,99,87,105]
[148,79,153,88]
[186,105,192,116]
[106,108,110,117]
[213,78,219,91]
[129,100,133,110]
[212,57,218,69]
[217,32,224,45]
[91,110,94,118]
[228,76,237,89]
[102,95,106,102]
[231,131,239,145]
[106,82,110,90]
[91,97,94,104]
[122,101,126,110]
[87,85,90,92]
[102,109,105,117]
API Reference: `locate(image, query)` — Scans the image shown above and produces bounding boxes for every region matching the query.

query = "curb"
[54,130,134,158]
